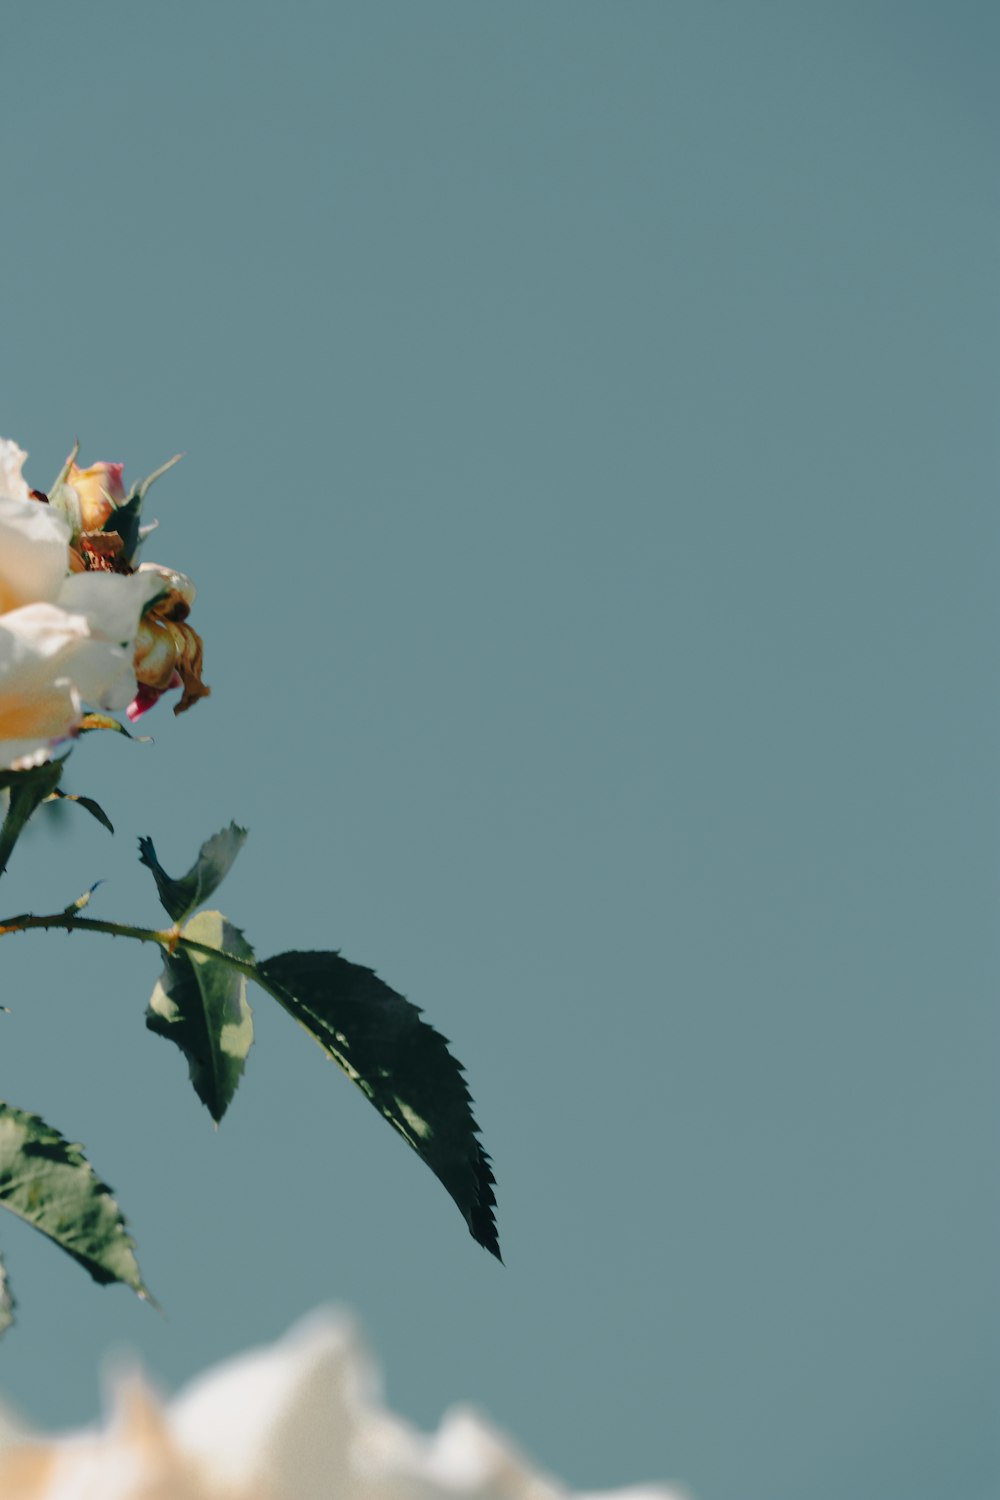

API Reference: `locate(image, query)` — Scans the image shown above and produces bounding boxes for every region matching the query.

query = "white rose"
[0,440,162,771]
[0,1313,690,1500]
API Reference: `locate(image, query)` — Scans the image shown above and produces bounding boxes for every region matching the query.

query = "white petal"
[138,561,197,608]
[57,571,165,646]
[170,1311,368,1498]
[54,572,167,711]
[65,638,138,712]
[0,587,155,764]
[169,1315,689,1500]
[0,736,64,772]
[0,438,31,505]
[0,605,86,768]
[0,492,70,616]
[416,1409,564,1500]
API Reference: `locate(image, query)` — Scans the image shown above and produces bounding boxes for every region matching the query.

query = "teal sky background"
[1,5,997,1499]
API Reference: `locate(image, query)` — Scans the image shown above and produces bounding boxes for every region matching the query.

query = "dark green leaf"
[0,1256,13,1338]
[138,823,248,923]
[0,760,64,879]
[48,789,114,835]
[256,950,500,1259]
[147,911,255,1123]
[0,1103,149,1296]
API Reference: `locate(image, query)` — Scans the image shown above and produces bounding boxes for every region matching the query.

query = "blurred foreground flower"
[0,440,162,770]
[0,1314,689,1500]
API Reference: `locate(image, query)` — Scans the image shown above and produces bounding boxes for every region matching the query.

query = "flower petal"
[0,439,30,506]
[54,571,167,711]
[0,486,71,616]
[0,605,86,769]
[0,575,162,765]
[57,570,166,647]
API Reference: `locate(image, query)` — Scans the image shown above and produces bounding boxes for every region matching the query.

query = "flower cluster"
[0,439,208,771]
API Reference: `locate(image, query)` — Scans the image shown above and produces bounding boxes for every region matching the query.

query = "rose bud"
[66,460,127,532]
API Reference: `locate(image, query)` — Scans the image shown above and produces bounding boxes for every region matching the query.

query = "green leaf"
[0,760,64,879]
[138,823,248,923]
[147,911,255,1123]
[47,789,114,835]
[256,950,500,1259]
[0,1256,14,1338]
[0,1103,149,1297]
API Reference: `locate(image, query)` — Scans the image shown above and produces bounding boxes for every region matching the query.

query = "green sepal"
[46,440,82,536]
[0,1102,150,1298]
[256,950,500,1259]
[136,453,184,499]
[147,911,255,1123]
[0,760,64,879]
[138,823,248,923]
[108,454,183,565]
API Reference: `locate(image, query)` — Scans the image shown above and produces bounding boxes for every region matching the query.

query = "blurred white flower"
[0,439,161,770]
[0,1313,690,1500]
